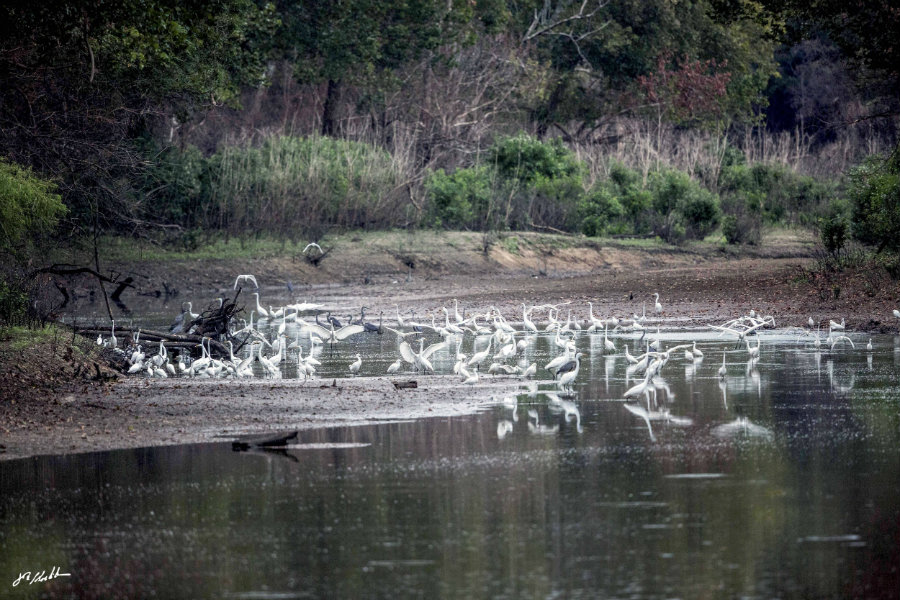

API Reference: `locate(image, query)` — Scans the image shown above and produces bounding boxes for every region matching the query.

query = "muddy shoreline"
[3,232,899,461]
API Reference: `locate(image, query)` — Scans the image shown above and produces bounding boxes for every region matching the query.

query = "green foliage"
[0,278,28,326]
[819,200,849,255]
[848,154,900,254]
[490,133,583,184]
[719,160,837,226]
[578,187,624,237]
[0,158,67,255]
[648,168,720,241]
[425,166,494,229]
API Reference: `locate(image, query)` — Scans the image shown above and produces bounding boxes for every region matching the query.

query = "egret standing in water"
[653,293,663,316]
[349,354,362,376]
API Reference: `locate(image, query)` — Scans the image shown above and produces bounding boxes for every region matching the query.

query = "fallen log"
[74,325,232,357]
[392,380,418,389]
[231,430,299,451]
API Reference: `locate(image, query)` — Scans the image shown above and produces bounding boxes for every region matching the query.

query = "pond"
[2,327,899,598]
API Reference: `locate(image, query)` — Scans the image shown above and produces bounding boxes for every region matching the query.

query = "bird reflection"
[527,409,559,435]
[718,377,728,410]
[497,420,514,440]
[501,395,519,421]
[623,402,656,442]
[547,392,583,433]
[711,417,773,440]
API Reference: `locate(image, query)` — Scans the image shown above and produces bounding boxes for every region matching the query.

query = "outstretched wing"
[383,326,416,340]
[398,341,416,364]
[335,324,365,340]
[234,274,259,290]
[290,302,323,312]
[422,340,448,359]
[301,324,331,340]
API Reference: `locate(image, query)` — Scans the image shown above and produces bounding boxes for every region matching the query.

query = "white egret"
[253,293,269,319]
[718,353,727,378]
[233,274,259,290]
[467,338,493,368]
[349,354,362,376]
[691,341,703,359]
[653,293,663,315]
[523,304,538,333]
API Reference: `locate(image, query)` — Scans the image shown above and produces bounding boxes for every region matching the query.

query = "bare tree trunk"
[322,79,342,137]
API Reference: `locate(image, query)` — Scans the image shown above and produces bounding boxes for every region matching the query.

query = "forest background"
[1,0,899,324]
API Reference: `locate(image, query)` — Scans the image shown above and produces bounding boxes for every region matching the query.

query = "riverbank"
[3,229,899,461]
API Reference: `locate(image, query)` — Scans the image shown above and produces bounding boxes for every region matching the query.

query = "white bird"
[462,367,479,385]
[253,293,269,319]
[557,353,582,391]
[829,318,845,332]
[830,335,855,351]
[233,274,259,290]
[108,320,118,349]
[301,321,365,345]
[399,338,447,373]
[453,299,464,324]
[808,316,815,328]
[745,337,760,360]
[387,358,402,374]
[303,242,323,255]
[624,371,654,400]
[691,341,703,359]
[866,339,873,352]
[349,353,362,375]
[653,292,663,315]
[467,338,493,368]
[603,324,616,353]
[523,304,538,333]
[522,362,537,378]
[718,353,727,378]
[894,309,900,319]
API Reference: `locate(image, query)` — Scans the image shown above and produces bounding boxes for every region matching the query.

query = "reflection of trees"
[2,353,898,598]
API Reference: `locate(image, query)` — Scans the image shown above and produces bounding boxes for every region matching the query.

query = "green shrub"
[578,186,624,237]
[848,154,900,254]
[648,168,720,242]
[719,160,837,226]
[0,158,67,255]
[819,200,849,255]
[719,193,762,245]
[425,166,493,229]
[490,133,583,184]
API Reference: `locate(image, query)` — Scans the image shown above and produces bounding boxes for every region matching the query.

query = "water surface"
[2,331,899,598]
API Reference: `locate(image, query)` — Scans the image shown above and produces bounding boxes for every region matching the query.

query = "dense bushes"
[425,134,585,232]
[424,136,722,241]
[426,166,494,229]
[847,154,900,254]
[141,132,850,246]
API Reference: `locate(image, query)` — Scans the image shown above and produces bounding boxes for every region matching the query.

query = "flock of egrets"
[102,274,900,406]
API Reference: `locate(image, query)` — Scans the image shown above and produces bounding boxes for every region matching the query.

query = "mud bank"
[0,376,523,461]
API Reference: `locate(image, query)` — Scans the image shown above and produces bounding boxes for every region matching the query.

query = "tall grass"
[200,135,410,239]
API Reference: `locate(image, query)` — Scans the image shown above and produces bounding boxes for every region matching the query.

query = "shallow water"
[2,327,900,598]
